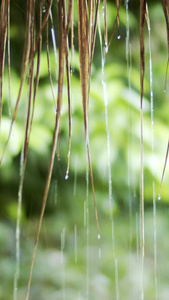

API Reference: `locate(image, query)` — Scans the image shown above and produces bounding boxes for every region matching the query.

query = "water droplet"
[97,233,101,240]
[65,173,69,180]
[117,35,121,40]
[70,66,74,75]
[105,44,108,54]
[158,195,161,201]
[164,89,166,93]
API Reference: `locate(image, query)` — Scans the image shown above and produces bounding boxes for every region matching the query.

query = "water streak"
[85,155,89,300]
[153,183,158,300]
[102,50,115,257]
[147,10,158,298]
[115,258,120,300]
[101,51,113,221]
[74,225,77,263]
[61,228,66,300]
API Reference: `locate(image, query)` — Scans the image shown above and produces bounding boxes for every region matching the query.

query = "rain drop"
[65,173,69,180]
[97,233,101,240]
[117,35,121,40]
[158,195,161,201]
[105,44,108,54]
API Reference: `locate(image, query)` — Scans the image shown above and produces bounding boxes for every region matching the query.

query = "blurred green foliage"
[1,2,169,300]
[1,1,169,219]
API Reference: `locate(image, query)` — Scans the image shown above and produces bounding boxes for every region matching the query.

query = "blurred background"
[1,1,169,299]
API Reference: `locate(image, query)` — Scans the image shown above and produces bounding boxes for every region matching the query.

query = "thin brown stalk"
[161,0,169,90]
[78,0,100,237]
[34,0,53,54]
[7,0,11,118]
[0,0,10,129]
[103,0,108,50]
[116,0,121,38]
[70,0,74,72]
[158,140,169,200]
[140,2,146,295]
[91,0,100,61]
[25,1,65,298]
[0,0,33,164]
[108,0,122,47]
[14,1,36,298]
[63,0,72,180]
[46,21,56,104]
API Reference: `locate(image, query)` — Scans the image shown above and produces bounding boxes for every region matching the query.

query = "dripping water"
[101,50,114,250]
[49,9,57,81]
[153,182,158,300]
[13,149,24,300]
[115,258,120,300]
[50,27,57,71]
[125,1,136,295]
[157,195,161,201]
[147,8,158,298]
[85,154,89,300]
[74,225,77,263]
[61,227,66,300]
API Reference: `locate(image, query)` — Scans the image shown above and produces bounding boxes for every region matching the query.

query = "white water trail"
[153,183,158,300]
[147,12,158,299]
[135,212,140,298]
[49,9,57,70]
[125,3,136,295]
[13,149,24,300]
[85,153,89,300]
[61,227,66,300]
[101,50,115,255]
[98,247,101,259]
[147,19,154,148]
[115,258,120,300]
[74,224,78,263]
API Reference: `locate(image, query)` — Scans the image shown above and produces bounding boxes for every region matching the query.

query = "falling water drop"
[97,233,101,240]
[158,195,161,201]
[117,35,121,40]
[105,45,109,53]
[65,173,69,180]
